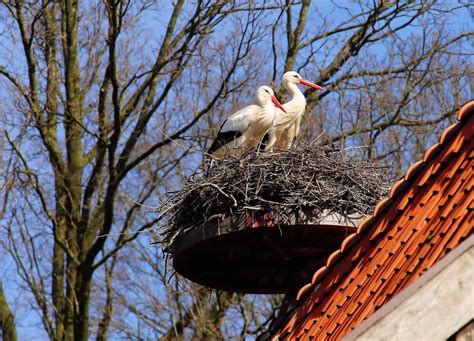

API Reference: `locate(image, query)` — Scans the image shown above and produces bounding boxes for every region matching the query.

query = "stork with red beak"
[272,71,325,150]
[208,86,287,159]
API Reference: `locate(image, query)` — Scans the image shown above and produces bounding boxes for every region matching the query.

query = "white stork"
[208,86,286,159]
[272,71,325,150]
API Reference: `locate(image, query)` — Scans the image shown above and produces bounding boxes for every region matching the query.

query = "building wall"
[345,243,474,341]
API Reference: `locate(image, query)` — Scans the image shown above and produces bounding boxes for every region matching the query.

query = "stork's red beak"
[271,95,287,113]
[299,79,325,91]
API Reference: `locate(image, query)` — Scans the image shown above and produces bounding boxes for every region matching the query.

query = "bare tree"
[0,0,472,340]
[0,1,267,339]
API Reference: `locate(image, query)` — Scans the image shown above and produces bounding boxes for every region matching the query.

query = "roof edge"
[457,100,474,121]
[293,100,474,304]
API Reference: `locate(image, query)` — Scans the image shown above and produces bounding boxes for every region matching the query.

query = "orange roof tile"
[271,101,474,340]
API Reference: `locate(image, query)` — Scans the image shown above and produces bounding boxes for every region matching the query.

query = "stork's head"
[282,71,325,91]
[256,86,287,113]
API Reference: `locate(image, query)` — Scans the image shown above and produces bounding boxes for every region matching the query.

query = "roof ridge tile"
[310,266,328,285]
[340,233,359,253]
[457,100,474,120]
[423,143,441,162]
[326,250,342,268]
[372,197,391,217]
[439,123,461,145]
[389,178,405,198]
[356,216,374,234]
[404,160,424,181]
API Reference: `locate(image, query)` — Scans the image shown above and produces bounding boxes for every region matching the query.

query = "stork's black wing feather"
[208,130,242,154]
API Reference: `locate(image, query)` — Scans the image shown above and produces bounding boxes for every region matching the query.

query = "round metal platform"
[172,212,357,294]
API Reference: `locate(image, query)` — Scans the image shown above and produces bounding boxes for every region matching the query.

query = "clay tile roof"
[271,101,474,340]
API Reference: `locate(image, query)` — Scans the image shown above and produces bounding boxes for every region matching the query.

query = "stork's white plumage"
[272,71,325,150]
[208,86,286,159]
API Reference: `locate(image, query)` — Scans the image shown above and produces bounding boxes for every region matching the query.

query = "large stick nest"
[157,142,391,253]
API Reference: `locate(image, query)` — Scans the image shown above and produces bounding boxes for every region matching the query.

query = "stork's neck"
[284,82,306,109]
[261,102,274,110]
[262,103,278,118]
[259,103,278,125]
[285,82,305,102]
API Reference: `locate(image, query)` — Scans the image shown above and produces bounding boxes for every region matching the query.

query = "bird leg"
[263,129,277,152]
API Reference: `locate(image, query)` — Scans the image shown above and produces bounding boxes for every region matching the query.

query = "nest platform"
[172,212,358,294]
[157,143,390,293]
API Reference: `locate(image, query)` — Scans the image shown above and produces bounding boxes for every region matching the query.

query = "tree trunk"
[0,285,17,341]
